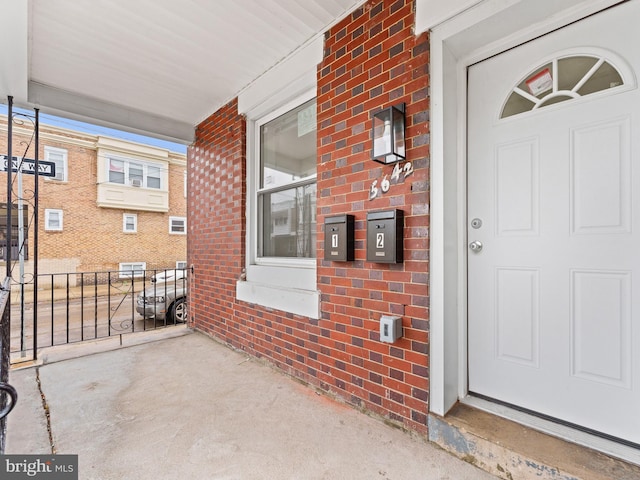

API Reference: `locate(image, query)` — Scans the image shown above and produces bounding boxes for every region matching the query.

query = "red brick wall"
[189,0,430,435]
[188,99,247,336]
[317,0,430,433]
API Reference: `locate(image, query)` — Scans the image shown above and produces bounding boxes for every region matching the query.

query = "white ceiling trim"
[238,36,323,119]
[0,0,368,144]
[28,81,195,144]
[0,0,28,102]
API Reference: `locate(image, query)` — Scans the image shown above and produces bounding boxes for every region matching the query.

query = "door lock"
[470,218,483,229]
[469,241,483,253]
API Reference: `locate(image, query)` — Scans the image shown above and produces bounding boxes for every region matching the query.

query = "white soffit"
[416,0,483,31]
[0,0,28,102]
[238,36,323,118]
[419,0,619,58]
[1,0,366,143]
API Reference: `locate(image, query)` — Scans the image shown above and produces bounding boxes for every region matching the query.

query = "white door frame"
[423,0,625,416]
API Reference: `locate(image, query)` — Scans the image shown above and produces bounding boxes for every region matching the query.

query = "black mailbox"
[324,215,355,262]
[366,209,403,263]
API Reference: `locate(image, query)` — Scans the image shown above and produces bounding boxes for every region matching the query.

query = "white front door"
[468,1,640,444]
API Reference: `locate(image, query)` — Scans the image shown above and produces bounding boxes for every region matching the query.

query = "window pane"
[109,159,125,184]
[129,163,143,182]
[577,61,623,96]
[171,218,185,233]
[47,150,66,181]
[259,183,316,258]
[147,165,161,189]
[261,99,316,189]
[49,212,60,227]
[517,63,553,99]
[124,215,136,231]
[46,209,62,232]
[54,158,65,181]
[502,92,536,118]
[119,262,145,278]
[557,56,598,91]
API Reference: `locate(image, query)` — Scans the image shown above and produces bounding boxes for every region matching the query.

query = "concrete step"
[429,403,640,480]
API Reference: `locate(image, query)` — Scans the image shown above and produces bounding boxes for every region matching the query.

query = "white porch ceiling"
[0,0,365,144]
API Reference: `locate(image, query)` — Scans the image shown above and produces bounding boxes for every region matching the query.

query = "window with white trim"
[123,213,137,233]
[236,36,321,319]
[237,90,318,317]
[45,146,68,182]
[169,216,186,234]
[45,209,63,231]
[119,262,146,278]
[108,157,163,189]
[176,261,187,269]
[257,97,317,259]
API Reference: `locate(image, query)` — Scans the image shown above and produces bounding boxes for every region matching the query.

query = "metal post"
[50,274,54,346]
[80,273,84,341]
[66,273,69,344]
[33,109,39,359]
[6,97,13,278]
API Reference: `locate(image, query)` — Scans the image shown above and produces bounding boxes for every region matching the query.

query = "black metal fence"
[12,268,188,360]
[1,277,18,453]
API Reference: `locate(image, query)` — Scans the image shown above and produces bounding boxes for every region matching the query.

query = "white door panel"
[468,1,640,444]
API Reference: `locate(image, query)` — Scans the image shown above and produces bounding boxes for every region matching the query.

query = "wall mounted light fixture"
[371,103,405,164]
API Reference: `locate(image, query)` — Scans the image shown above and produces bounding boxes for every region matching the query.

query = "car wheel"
[171,297,187,323]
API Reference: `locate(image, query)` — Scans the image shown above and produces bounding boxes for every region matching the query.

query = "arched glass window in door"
[501,52,631,118]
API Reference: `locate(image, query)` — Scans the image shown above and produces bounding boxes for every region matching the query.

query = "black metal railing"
[1,277,18,453]
[11,268,188,360]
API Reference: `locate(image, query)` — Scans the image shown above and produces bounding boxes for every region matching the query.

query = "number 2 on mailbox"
[376,233,384,249]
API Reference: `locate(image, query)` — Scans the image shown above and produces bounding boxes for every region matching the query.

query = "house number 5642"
[369,161,414,200]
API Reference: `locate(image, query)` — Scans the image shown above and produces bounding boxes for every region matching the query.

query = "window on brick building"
[169,216,186,234]
[257,97,317,259]
[45,146,67,182]
[45,209,63,231]
[119,262,146,279]
[123,213,137,233]
[107,157,163,189]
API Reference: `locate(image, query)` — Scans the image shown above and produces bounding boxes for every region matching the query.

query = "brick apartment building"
[0,116,187,279]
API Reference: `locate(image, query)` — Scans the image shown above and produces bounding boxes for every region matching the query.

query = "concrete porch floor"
[6,327,497,479]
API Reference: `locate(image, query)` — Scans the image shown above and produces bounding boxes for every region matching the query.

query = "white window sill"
[236,280,320,319]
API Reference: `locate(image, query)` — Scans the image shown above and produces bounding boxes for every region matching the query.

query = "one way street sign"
[0,155,56,177]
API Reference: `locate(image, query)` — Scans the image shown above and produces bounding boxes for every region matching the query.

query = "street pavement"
[6,328,497,479]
